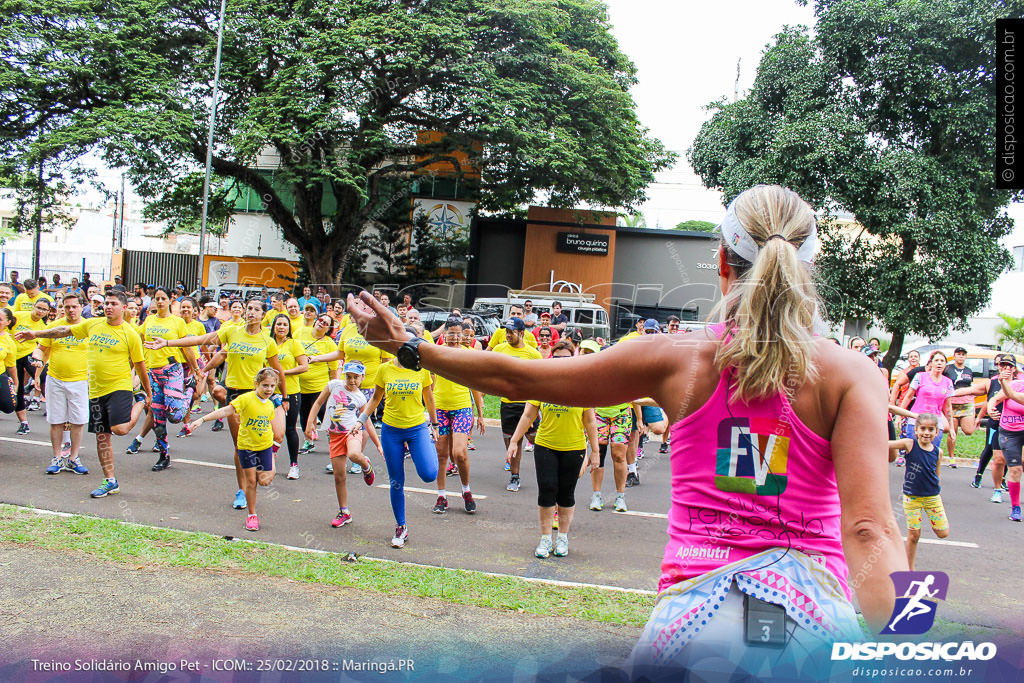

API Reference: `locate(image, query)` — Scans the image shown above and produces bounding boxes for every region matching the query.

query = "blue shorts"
[641,406,665,425]
[238,447,273,471]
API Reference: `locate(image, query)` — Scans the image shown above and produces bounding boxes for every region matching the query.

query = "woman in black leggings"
[270,314,308,471]
[505,341,599,559]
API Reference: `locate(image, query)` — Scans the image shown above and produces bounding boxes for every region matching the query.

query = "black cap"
[996,353,1017,366]
[954,347,968,354]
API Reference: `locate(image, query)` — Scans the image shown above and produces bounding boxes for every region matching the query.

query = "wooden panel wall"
[521,207,617,311]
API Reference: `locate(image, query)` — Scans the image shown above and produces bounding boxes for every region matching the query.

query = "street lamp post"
[196,0,228,295]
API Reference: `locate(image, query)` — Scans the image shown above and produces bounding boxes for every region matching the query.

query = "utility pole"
[31,158,43,279]
[119,173,125,248]
[197,0,228,295]
[733,58,741,102]
[111,190,119,250]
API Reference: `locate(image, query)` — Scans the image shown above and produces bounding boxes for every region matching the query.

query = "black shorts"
[501,401,539,439]
[224,387,247,403]
[998,428,1024,468]
[88,390,134,433]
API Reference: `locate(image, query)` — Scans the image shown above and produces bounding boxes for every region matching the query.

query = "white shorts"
[45,376,89,425]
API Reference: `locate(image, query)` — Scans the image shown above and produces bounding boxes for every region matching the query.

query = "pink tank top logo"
[715,417,789,496]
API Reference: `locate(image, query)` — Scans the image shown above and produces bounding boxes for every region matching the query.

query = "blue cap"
[343,361,366,375]
[643,318,660,331]
[504,317,526,332]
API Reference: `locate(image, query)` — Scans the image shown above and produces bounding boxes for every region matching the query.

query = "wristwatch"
[396,335,426,371]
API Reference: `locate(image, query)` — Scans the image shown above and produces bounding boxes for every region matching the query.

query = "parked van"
[470,290,611,340]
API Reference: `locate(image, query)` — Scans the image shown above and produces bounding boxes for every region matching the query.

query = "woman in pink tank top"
[345,185,908,678]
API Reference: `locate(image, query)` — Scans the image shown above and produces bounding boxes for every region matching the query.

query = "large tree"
[1,0,673,283]
[689,0,1024,369]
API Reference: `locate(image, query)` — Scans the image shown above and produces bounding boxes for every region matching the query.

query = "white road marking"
[10,504,653,595]
[377,484,488,500]
[613,510,668,519]
[0,436,51,447]
[173,458,236,471]
[904,537,979,548]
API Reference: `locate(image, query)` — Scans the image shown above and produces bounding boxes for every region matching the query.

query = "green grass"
[483,394,501,419]
[0,504,653,626]
[949,428,985,459]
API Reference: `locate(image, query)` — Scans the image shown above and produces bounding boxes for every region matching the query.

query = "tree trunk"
[883,328,905,374]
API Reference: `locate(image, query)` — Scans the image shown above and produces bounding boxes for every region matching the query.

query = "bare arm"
[133,360,152,409]
[283,354,309,376]
[506,402,540,453]
[304,386,331,437]
[887,438,913,461]
[888,373,909,403]
[1000,377,1024,404]
[832,366,908,633]
[267,355,287,399]
[188,404,237,431]
[888,404,918,419]
[145,330,219,349]
[15,325,70,341]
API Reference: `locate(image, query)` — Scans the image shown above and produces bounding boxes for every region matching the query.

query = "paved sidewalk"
[0,544,639,681]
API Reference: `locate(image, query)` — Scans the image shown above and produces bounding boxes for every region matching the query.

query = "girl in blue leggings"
[358,353,438,548]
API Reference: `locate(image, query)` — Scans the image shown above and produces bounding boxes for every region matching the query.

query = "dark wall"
[611,230,721,320]
[467,218,525,304]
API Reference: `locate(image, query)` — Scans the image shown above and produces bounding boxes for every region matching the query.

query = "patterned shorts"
[437,407,473,436]
[597,409,631,444]
[902,494,949,532]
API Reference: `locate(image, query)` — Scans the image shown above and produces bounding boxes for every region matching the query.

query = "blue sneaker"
[1011,505,1022,523]
[233,489,247,510]
[125,437,142,455]
[65,457,89,475]
[90,478,119,498]
[503,461,511,471]
[45,457,64,475]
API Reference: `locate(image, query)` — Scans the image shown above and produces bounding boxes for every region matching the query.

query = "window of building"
[1014,246,1024,272]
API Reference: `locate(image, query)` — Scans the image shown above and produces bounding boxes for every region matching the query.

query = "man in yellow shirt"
[261,292,288,328]
[11,278,55,313]
[11,298,51,430]
[19,291,152,499]
[486,304,537,350]
[36,293,91,475]
[491,317,542,492]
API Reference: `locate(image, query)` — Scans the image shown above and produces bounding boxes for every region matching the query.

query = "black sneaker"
[463,491,477,514]
[152,453,170,471]
[133,391,147,404]
[432,495,448,514]
[970,473,983,489]
[211,419,224,432]
[626,471,640,487]
[16,422,29,435]
[659,442,669,454]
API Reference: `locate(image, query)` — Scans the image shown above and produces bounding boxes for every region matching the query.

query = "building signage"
[556,232,609,255]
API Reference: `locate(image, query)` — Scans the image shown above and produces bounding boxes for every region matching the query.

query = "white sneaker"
[991,490,1003,504]
[391,525,409,548]
[589,491,603,511]
[348,461,362,474]
[324,462,334,474]
[524,442,534,452]
[287,464,300,480]
[535,536,553,558]
[614,493,628,512]
[554,534,569,557]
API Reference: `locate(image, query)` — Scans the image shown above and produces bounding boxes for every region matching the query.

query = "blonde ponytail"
[713,185,820,401]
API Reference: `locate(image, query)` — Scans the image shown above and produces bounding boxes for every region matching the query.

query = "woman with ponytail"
[346,185,908,674]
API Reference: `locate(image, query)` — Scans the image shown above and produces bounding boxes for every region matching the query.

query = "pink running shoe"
[245,514,259,531]
[331,510,352,528]
[362,465,375,487]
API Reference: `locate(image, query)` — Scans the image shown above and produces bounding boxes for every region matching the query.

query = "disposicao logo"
[880,571,948,635]
[831,571,998,663]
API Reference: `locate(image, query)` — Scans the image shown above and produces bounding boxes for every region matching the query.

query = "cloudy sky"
[602,0,817,227]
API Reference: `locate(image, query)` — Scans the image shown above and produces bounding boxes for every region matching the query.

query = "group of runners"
[2,280,675,555]
[6,184,1021,671]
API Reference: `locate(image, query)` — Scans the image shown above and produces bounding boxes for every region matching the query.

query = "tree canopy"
[689,0,1024,367]
[1,0,674,283]
[674,220,715,232]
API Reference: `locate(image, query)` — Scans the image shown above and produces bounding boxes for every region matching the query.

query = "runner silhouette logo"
[880,571,949,635]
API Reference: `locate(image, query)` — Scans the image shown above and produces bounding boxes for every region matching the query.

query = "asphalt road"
[0,406,1021,636]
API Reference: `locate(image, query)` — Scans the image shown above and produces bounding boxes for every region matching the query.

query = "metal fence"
[0,253,104,284]
[121,250,199,289]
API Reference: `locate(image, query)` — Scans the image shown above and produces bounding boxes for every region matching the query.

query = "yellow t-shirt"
[216,326,279,390]
[529,400,589,451]
[339,325,394,389]
[12,291,54,313]
[275,337,306,396]
[230,390,276,451]
[261,308,288,329]
[12,311,49,358]
[0,332,17,370]
[38,317,89,382]
[487,327,537,349]
[184,319,206,363]
[297,332,338,394]
[432,347,473,412]
[375,363,432,429]
[290,314,306,333]
[70,318,144,398]
[619,331,641,343]
[491,342,542,403]
[141,314,188,368]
